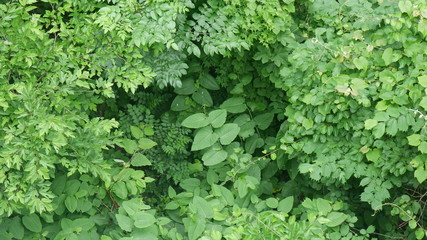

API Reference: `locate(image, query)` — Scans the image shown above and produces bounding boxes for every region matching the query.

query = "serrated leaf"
[216,123,240,145]
[364,119,378,130]
[182,113,209,129]
[207,109,227,128]
[191,126,218,151]
[22,214,42,233]
[202,149,228,166]
[366,149,380,162]
[132,153,151,166]
[138,138,157,149]
[220,97,246,113]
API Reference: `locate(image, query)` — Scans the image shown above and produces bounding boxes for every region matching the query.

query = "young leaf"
[207,109,227,128]
[366,149,381,162]
[418,75,427,88]
[191,126,218,151]
[216,123,240,145]
[182,113,209,129]
[408,134,421,146]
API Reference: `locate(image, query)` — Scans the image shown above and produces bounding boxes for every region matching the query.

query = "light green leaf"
[398,0,412,13]
[22,214,42,233]
[415,228,425,239]
[366,149,380,162]
[202,149,228,166]
[112,182,128,199]
[116,214,134,232]
[182,113,209,129]
[418,75,427,88]
[419,142,427,153]
[408,134,421,146]
[220,97,246,113]
[138,138,157,150]
[364,119,378,130]
[353,56,369,70]
[278,196,294,214]
[415,167,427,183]
[122,139,138,154]
[266,198,279,208]
[216,123,240,145]
[132,153,151,166]
[65,196,78,213]
[208,109,227,128]
[192,196,214,218]
[351,78,368,90]
[382,48,393,65]
[191,126,218,151]
[325,212,347,227]
[130,126,144,139]
[133,212,156,229]
[420,97,427,111]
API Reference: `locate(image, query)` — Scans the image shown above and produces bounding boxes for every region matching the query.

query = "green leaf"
[266,198,279,208]
[199,74,220,90]
[398,0,412,13]
[415,228,425,239]
[220,97,246,113]
[182,113,209,129]
[130,126,144,139]
[420,97,427,111]
[351,78,368,90]
[207,109,227,128]
[183,217,205,240]
[171,95,190,111]
[192,88,213,106]
[382,48,393,65]
[10,217,24,239]
[132,153,151,166]
[302,118,313,130]
[408,134,421,146]
[174,79,197,95]
[366,149,380,162]
[353,56,369,70]
[409,220,417,229]
[192,196,214,218]
[202,149,228,166]
[216,123,240,145]
[418,75,427,88]
[364,119,378,130]
[191,126,218,151]
[65,196,78,213]
[112,181,128,199]
[278,196,294,214]
[116,214,134,232]
[325,212,347,227]
[22,214,42,233]
[415,167,427,183]
[254,112,274,130]
[133,212,156,229]
[138,138,157,150]
[122,139,138,154]
[419,142,427,153]
[373,122,385,138]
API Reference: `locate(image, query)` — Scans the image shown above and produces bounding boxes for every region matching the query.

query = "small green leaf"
[174,79,197,95]
[278,196,294,214]
[418,75,427,88]
[116,214,134,232]
[22,214,42,233]
[133,212,156,229]
[353,56,369,70]
[182,113,209,129]
[112,182,128,199]
[192,196,214,218]
[266,198,279,208]
[254,112,274,130]
[132,153,151,166]
[325,212,347,227]
[130,126,144,139]
[415,228,425,239]
[364,119,378,130]
[216,123,240,145]
[419,97,427,111]
[220,97,246,113]
[408,134,421,146]
[398,0,412,13]
[419,142,427,153]
[202,149,228,166]
[207,109,227,128]
[138,138,157,150]
[415,167,427,183]
[409,220,417,229]
[382,48,393,65]
[122,139,138,154]
[65,196,78,213]
[171,95,190,111]
[191,126,219,151]
[366,149,381,162]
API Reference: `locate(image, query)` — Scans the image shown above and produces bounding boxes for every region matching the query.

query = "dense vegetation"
[1,0,427,239]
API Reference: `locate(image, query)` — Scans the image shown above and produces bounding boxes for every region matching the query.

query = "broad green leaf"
[207,109,227,128]
[278,196,294,214]
[73,218,95,231]
[351,78,368,89]
[218,185,234,205]
[180,178,201,192]
[112,182,128,199]
[408,134,421,146]
[116,214,134,232]
[409,220,417,229]
[65,196,78,213]
[382,48,393,65]
[133,212,156,229]
[138,138,157,149]
[415,228,425,239]
[373,122,385,138]
[192,88,213,106]
[132,153,151,166]
[420,97,427,111]
[191,126,218,151]
[220,97,246,113]
[418,75,427,88]
[419,142,427,153]
[353,56,369,70]
[171,95,190,111]
[199,74,220,90]
[192,196,214,218]
[130,126,144,139]
[398,0,412,13]
[22,214,42,233]
[202,149,228,166]
[325,212,347,227]
[364,119,378,130]
[122,139,138,154]
[174,79,197,95]
[266,198,278,208]
[316,199,332,215]
[182,113,209,129]
[302,118,313,130]
[254,112,274,130]
[51,174,67,195]
[366,149,380,162]
[183,217,205,240]
[216,123,240,145]
[10,217,24,239]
